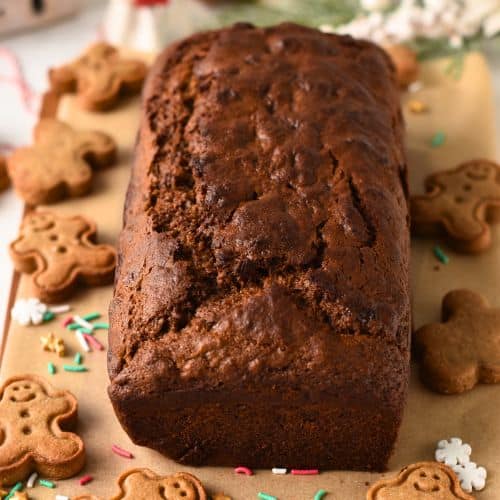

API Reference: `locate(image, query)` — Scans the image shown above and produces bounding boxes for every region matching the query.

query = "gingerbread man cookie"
[411,159,500,253]
[0,375,85,485]
[0,156,9,192]
[414,289,500,394]
[7,119,116,205]
[49,42,147,111]
[367,462,473,500]
[9,211,116,303]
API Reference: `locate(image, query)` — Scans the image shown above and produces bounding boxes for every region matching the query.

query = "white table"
[0,1,499,340]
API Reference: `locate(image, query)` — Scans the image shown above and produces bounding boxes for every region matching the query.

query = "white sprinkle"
[75,330,91,352]
[408,81,423,93]
[73,314,94,331]
[48,304,71,314]
[55,496,70,500]
[27,471,38,487]
[272,468,288,474]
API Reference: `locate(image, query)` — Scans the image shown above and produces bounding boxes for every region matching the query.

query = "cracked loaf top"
[108,23,410,402]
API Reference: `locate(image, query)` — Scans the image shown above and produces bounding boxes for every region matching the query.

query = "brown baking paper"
[0,52,498,500]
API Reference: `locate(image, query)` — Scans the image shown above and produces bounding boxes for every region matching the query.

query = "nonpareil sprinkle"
[47,362,56,375]
[77,326,93,334]
[5,482,22,500]
[39,479,55,488]
[431,131,446,148]
[408,99,428,113]
[433,245,450,264]
[257,493,277,500]
[271,468,287,474]
[79,474,93,485]
[112,444,134,459]
[291,469,319,475]
[314,490,327,500]
[27,472,38,488]
[63,365,88,372]
[92,322,109,330]
[83,312,101,321]
[73,314,94,330]
[234,466,253,476]
[42,310,55,322]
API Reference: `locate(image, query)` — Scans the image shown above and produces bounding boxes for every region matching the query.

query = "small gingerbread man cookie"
[9,211,116,303]
[7,119,116,205]
[411,159,500,253]
[0,375,85,485]
[0,156,9,192]
[49,42,148,111]
[414,289,500,394]
[367,462,473,499]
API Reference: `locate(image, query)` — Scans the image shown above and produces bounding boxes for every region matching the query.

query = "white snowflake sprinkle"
[452,462,487,492]
[435,437,472,466]
[11,298,48,326]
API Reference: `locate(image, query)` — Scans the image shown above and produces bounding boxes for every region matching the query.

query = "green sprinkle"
[39,479,55,488]
[67,322,80,330]
[314,490,327,500]
[92,322,110,330]
[433,245,449,264]
[430,131,446,148]
[5,482,23,500]
[258,493,277,500]
[42,310,55,322]
[47,362,56,375]
[77,327,93,334]
[83,312,101,321]
[63,365,88,372]
[74,352,83,365]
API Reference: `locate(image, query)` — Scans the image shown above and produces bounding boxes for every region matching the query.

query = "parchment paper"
[0,52,498,500]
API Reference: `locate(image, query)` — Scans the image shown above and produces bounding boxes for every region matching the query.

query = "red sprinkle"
[79,474,93,485]
[62,316,74,327]
[234,466,253,476]
[291,469,319,475]
[112,444,134,459]
[83,333,104,351]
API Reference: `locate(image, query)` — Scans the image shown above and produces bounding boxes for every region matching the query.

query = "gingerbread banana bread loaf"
[108,22,410,471]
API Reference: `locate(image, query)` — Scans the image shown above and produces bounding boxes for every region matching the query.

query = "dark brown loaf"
[108,22,410,471]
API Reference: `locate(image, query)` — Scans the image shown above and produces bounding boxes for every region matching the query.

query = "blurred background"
[0,0,499,329]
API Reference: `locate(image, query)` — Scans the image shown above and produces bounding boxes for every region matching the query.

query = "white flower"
[332,0,500,47]
[361,0,393,12]
[435,438,472,466]
[11,298,48,326]
[452,462,487,492]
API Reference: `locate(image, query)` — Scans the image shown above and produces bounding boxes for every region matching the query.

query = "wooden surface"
[0,52,498,500]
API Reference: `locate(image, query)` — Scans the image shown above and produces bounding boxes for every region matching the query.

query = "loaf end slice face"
[108,23,410,471]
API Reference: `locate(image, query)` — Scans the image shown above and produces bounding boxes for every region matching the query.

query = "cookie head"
[462,160,497,181]
[24,212,55,233]
[3,380,43,403]
[406,464,453,493]
[367,462,473,500]
[113,469,207,500]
